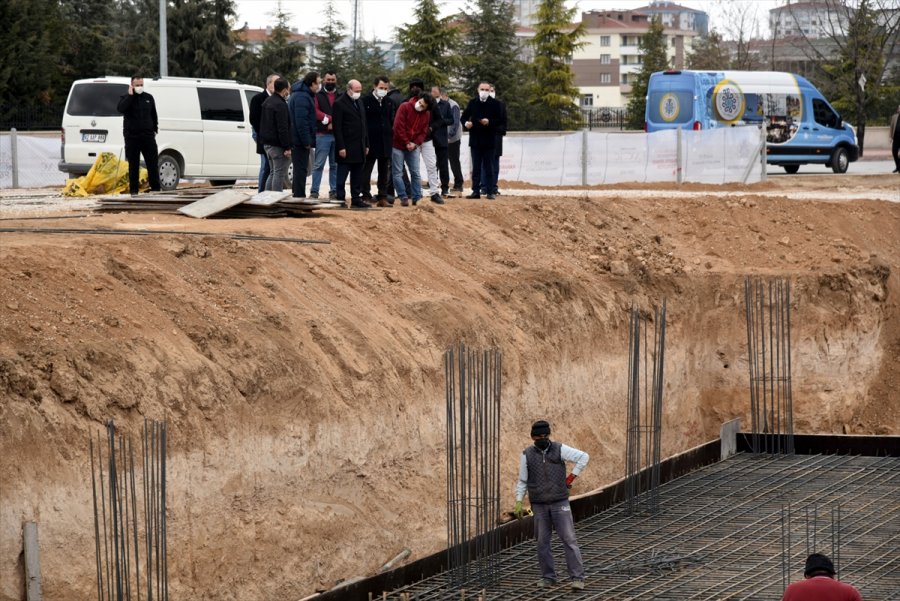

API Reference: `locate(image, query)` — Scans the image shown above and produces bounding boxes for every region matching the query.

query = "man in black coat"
[259,78,292,192]
[332,79,370,208]
[116,75,161,196]
[431,86,453,197]
[361,75,394,205]
[249,74,279,193]
[461,81,503,199]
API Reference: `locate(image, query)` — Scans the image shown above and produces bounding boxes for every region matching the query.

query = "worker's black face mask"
[324,82,336,92]
[534,438,551,451]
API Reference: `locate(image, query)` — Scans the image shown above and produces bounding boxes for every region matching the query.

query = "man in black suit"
[117,75,161,196]
[361,75,395,205]
[249,74,279,193]
[461,81,502,199]
[332,79,370,208]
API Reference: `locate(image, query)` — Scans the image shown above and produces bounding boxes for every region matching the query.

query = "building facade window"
[581,94,594,107]
[601,73,611,84]
[601,53,611,64]
[600,35,610,46]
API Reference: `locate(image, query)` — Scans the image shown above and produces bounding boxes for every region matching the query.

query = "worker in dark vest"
[514,420,589,590]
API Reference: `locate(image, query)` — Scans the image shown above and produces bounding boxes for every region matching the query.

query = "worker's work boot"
[537,578,555,588]
[571,579,585,590]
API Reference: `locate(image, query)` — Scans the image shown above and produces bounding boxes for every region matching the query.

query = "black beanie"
[531,420,551,437]
[804,553,835,577]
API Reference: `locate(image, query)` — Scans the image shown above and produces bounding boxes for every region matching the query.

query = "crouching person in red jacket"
[391,93,433,207]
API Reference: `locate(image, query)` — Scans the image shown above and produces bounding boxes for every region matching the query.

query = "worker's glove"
[514,500,523,518]
[565,474,577,489]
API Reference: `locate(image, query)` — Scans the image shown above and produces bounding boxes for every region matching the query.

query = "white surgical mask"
[478,91,489,101]
[414,102,425,112]
[489,91,496,98]
[350,91,361,101]
[134,86,144,94]
[375,89,387,99]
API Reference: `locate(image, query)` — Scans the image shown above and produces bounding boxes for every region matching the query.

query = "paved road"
[767,159,896,176]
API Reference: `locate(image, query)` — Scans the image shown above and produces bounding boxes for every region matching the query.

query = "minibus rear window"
[648,90,693,125]
[67,83,130,116]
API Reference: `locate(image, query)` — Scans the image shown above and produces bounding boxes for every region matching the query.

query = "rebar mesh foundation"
[382,454,900,600]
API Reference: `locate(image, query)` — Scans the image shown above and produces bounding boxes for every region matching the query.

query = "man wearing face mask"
[391,93,433,206]
[461,81,502,199]
[117,75,161,196]
[249,74,280,193]
[361,76,395,205]
[287,71,321,199]
[514,420,589,591]
[332,79,370,208]
[259,78,292,192]
[311,71,339,200]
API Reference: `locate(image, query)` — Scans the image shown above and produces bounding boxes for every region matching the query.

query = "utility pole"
[350,0,361,50]
[159,0,168,77]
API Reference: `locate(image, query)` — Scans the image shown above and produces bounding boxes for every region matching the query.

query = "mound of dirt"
[1,175,898,600]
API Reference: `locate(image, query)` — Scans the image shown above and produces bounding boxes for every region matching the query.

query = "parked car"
[58,76,264,189]
[646,70,859,174]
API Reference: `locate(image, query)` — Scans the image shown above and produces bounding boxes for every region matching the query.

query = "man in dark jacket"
[288,72,320,199]
[311,71,339,199]
[484,84,507,196]
[461,81,503,199]
[249,74,279,192]
[361,75,394,205]
[332,79,369,208]
[259,78,292,192]
[430,86,453,197]
[117,75,161,196]
[514,420,589,591]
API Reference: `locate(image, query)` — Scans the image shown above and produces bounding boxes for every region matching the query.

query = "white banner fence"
[1,126,766,190]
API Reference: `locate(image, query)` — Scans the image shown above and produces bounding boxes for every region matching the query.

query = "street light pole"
[159,0,168,77]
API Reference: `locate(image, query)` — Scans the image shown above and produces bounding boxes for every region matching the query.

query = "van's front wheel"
[830,147,849,174]
[158,154,181,191]
[783,165,800,174]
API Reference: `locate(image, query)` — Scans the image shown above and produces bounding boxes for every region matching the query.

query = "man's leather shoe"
[486,194,496,200]
[430,193,445,204]
[465,192,481,199]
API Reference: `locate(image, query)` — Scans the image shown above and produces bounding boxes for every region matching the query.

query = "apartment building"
[573,9,698,108]
[769,0,849,38]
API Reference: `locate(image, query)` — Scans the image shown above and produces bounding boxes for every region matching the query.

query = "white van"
[58,76,264,189]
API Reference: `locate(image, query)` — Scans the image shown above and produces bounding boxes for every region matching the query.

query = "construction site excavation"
[1,173,899,601]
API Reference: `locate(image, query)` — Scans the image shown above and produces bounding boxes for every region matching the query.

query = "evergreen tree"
[686,30,730,70]
[112,0,160,77]
[396,0,459,88]
[0,0,67,121]
[313,0,349,77]
[344,40,393,89]
[461,0,529,128]
[58,0,119,80]
[252,4,306,83]
[167,0,239,79]
[626,15,669,130]
[528,0,586,130]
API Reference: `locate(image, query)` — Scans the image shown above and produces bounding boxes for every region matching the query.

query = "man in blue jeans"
[310,71,339,200]
[515,420,589,590]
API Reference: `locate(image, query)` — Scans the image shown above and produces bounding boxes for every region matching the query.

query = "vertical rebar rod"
[129,439,141,601]
[91,435,104,601]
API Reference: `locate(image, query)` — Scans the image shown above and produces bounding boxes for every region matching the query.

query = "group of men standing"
[249,72,507,208]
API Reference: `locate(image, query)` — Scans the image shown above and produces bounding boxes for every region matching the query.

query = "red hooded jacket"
[392,97,430,151]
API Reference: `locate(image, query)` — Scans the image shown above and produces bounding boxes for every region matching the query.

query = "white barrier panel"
[1,134,65,189]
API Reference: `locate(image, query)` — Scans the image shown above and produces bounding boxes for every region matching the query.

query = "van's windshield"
[67,83,129,117]
[647,90,693,125]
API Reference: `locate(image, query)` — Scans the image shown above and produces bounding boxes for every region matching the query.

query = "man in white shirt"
[515,420,589,590]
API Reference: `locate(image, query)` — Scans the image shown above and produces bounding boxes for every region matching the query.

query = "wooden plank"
[177,189,252,218]
[24,522,42,601]
[246,191,291,206]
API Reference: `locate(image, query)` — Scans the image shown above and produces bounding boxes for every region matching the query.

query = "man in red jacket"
[782,553,863,601]
[391,93,433,206]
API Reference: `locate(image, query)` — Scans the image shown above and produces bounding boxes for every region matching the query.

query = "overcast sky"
[233,0,781,40]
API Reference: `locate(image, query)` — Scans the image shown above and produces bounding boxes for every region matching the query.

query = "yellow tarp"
[63,152,148,197]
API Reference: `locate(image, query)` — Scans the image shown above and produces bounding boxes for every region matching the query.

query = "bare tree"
[712,0,765,69]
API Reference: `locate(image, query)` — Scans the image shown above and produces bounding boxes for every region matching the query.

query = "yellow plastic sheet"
[63,152,148,197]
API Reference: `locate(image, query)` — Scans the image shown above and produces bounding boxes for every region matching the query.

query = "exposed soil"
[1,174,898,600]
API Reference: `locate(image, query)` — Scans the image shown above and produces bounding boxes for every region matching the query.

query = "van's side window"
[812,98,838,128]
[198,88,244,122]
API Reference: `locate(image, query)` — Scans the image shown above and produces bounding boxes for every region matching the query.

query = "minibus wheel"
[783,165,800,174]
[158,154,181,191]
[830,147,849,174]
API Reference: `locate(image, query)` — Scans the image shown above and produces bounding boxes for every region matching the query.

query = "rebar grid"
[625,301,667,515]
[744,277,795,455]
[380,454,900,600]
[445,344,502,589]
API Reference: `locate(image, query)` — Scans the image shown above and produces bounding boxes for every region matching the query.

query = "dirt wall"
[1,183,898,600]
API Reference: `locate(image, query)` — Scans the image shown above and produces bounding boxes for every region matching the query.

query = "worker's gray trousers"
[532,499,585,581]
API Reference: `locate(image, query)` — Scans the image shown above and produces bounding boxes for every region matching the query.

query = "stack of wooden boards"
[95,188,338,218]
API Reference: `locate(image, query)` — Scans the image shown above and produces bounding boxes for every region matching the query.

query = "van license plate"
[82,133,106,143]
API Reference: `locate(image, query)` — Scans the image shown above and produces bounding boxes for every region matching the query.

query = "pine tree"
[528,0,586,130]
[112,0,160,77]
[461,0,529,127]
[395,0,459,88]
[344,40,393,89]
[168,0,239,79]
[686,30,730,70]
[626,15,669,130]
[58,0,119,80]
[313,0,349,77]
[253,4,306,83]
